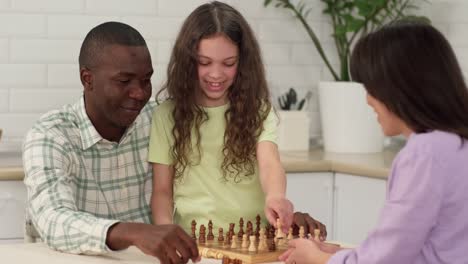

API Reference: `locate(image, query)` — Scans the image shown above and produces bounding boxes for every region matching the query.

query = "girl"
[148,1,294,234]
[280,20,468,263]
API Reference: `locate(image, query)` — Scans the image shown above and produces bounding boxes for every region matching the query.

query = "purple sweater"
[329,131,468,264]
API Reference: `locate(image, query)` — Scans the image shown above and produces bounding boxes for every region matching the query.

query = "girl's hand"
[279,238,332,264]
[264,195,294,233]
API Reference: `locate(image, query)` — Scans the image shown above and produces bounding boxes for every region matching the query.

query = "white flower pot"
[318,81,384,153]
[277,110,310,151]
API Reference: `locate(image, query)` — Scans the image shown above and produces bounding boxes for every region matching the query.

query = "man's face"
[82,44,153,130]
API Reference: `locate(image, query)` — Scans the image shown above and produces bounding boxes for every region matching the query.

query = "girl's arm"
[151,163,175,225]
[257,141,293,230]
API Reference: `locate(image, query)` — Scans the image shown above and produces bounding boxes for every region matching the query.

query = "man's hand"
[292,212,327,241]
[106,222,199,264]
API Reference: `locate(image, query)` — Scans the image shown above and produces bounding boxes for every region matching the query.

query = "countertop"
[0,147,399,181]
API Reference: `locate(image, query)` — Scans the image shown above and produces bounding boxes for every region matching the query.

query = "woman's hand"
[279,238,332,264]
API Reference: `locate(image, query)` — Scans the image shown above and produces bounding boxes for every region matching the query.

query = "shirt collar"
[75,96,140,150]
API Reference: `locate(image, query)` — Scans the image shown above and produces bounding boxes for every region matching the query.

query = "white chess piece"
[299,226,305,239]
[248,235,256,252]
[241,234,249,249]
[314,229,321,242]
[275,218,285,239]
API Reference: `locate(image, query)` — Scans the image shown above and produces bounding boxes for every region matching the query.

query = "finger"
[176,227,199,262]
[304,214,318,236]
[155,249,170,264]
[265,207,278,227]
[319,222,327,239]
[166,245,182,264]
[278,248,294,261]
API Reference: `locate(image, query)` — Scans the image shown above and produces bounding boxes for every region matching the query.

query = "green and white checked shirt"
[23,96,155,254]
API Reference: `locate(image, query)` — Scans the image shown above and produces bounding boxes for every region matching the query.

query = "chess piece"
[231,232,238,249]
[241,234,248,249]
[258,233,267,251]
[287,227,293,240]
[201,248,224,259]
[299,226,305,239]
[275,218,285,239]
[248,235,256,252]
[208,220,214,240]
[218,228,224,243]
[222,256,230,264]
[224,231,231,247]
[199,224,206,243]
[268,225,276,251]
[246,221,253,236]
[314,228,321,242]
[191,220,197,240]
[255,214,261,238]
[229,223,235,239]
[238,218,244,239]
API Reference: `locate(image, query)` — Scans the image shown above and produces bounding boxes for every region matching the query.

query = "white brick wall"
[0,0,466,149]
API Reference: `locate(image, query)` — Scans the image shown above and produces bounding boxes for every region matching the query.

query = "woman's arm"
[151,163,175,225]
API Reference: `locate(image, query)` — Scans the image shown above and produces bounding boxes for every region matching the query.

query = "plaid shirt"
[23,96,155,254]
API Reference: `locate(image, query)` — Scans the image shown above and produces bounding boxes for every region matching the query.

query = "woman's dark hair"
[350,19,468,140]
[156,1,271,181]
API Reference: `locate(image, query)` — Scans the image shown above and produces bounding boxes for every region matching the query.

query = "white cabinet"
[286,172,334,237]
[0,181,27,242]
[333,173,386,245]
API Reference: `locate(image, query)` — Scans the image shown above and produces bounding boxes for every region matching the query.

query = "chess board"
[198,238,288,264]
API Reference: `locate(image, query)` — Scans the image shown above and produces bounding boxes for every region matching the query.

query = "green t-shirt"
[148,100,277,233]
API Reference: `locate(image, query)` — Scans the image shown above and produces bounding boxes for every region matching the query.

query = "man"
[23,22,326,264]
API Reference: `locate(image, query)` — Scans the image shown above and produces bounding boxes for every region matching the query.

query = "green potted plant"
[265,0,429,153]
[276,88,311,151]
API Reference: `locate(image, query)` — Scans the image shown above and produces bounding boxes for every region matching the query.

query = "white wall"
[0,0,466,151]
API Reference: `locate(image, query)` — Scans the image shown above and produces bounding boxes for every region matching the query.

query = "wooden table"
[0,243,282,264]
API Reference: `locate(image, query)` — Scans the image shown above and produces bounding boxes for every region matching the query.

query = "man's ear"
[80,67,93,91]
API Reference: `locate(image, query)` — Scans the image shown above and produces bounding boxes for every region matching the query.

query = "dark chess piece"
[218,228,224,243]
[238,217,244,239]
[246,221,253,236]
[191,220,197,240]
[199,224,206,244]
[268,225,276,251]
[208,220,214,240]
[255,214,261,238]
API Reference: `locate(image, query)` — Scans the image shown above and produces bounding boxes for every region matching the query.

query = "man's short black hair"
[79,21,147,68]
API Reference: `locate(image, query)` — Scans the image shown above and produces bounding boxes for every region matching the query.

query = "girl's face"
[366,93,413,137]
[196,34,239,107]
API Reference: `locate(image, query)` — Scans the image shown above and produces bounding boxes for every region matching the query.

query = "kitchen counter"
[0,147,399,181]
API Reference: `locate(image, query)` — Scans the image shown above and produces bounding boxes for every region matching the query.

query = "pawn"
[241,234,249,249]
[287,227,293,240]
[299,226,305,238]
[218,228,224,243]
[258,234,267,251]
[275,218,285,239]
[314,228,321,242]
[248,235,256,252]
[191,220,197,240]
[230,233,238,249]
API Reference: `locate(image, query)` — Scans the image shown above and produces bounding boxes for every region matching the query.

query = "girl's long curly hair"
[156,1,272,182]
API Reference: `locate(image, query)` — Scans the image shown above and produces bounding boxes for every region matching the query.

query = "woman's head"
[159,1,271,180]
[350,19,468,139]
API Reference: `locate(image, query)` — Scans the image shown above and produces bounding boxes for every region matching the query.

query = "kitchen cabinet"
[0,181,27,243]
[286,172,334,238]
[333,173,386,245]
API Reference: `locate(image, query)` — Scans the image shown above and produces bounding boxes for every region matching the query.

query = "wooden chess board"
[198,238,288,264]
